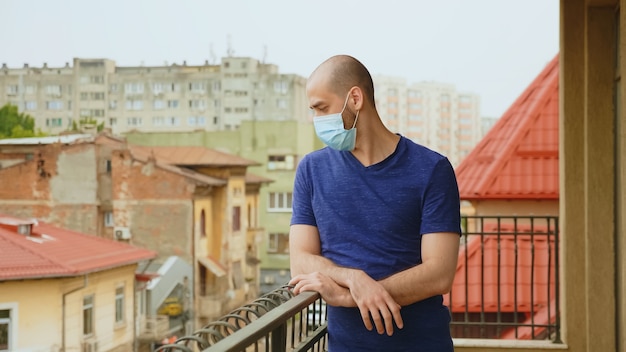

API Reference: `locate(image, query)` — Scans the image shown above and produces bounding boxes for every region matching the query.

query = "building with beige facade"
[374,75,482,167]
[0,57,308,136]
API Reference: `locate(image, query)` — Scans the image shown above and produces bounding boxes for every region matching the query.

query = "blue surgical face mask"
[313,93,360,151]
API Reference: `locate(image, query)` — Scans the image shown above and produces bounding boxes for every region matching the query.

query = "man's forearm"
[292,251,362,288]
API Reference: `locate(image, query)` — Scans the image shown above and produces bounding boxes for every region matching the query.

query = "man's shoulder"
[400,136,449,165]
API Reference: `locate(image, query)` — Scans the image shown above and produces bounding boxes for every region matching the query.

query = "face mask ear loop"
[351,110,359,129]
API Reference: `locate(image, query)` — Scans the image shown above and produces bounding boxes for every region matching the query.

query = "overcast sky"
[2,0,558,118]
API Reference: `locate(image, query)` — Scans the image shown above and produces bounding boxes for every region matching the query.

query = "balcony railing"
[155,287,326,352]
[156,215,560,351]
[448,216,560,342]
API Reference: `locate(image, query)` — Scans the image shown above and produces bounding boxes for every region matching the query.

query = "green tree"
[0,103,44,138]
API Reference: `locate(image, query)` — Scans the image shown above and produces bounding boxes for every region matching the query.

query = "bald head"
[308,55,376,105]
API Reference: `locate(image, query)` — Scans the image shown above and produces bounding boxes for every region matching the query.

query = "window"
[200,210,206,238]
[82,75,104,84]
[6,85,18,96]
[45,85,62,96]
[46,101,64,110]
[0,309,11,351]
[125,100,143,110]
[152,83,164,94]
[268,233,289,254]
[153,99,165,110]
[124,82,144,94]
[115,286,125,324]
[189,99,206,110]
[152,117,164,126]
[166,117,180,126]
[268,192,293,212]
[268,155,296,170]
[109,118,117,126]
[91,92,105,100]
[83,295,94,336]
[109,100,117,109]
[274,81,288,94]
[188,116,206,126]
[234,107,248,113]
[46,118,63,127]
[388,88,398,96]
[167,100,179,109]
[441,94,451,102]
[24,101,37,110]
[110,84,118,92]
[104,211,113,227]
[232,206,241,232]
[127,117,142,126]
[189,82,206,93]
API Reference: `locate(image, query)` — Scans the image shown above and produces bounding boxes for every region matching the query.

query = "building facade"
[126,119,321,294]
[0,57,308,136]
[374,76,482,167]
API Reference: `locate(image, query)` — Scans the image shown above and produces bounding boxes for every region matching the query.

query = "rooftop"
[456,55,559,200]
[0,214,156,280]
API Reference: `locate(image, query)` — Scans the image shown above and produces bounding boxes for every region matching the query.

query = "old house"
[0,214,156,352]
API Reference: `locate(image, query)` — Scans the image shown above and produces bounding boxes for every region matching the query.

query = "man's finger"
[369,309,385,335]
[391,304,403,330]
[359,308,373,331]
[380,307,394,336]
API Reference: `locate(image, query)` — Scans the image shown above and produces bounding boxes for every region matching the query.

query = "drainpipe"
[62,275,88,352]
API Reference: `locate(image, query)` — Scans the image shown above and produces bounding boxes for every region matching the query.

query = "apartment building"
[374,75,482,167]
[0,57,308,135]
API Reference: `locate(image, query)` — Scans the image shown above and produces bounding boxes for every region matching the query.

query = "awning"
[198,256,226,277]
[135,272,160,282]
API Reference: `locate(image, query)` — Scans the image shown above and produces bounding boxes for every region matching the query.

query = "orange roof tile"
[0,215,156,280]
[456,55,559,200]
[130,145,259,167]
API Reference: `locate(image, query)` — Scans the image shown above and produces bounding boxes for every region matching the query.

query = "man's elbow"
[434,274,456,295]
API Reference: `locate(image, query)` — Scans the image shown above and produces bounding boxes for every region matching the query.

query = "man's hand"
[346,270,404,336]
[289,272,353,307]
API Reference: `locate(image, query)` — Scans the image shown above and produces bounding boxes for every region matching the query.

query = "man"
[288,55,461,351]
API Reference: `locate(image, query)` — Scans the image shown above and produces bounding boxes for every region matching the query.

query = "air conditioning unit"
[114,227,131,240]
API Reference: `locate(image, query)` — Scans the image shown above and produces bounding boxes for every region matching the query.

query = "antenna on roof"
[262,45,267,63]
[209,43,217,64]
[226,34,234,57]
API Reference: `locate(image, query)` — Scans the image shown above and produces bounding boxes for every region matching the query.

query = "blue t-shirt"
[290,136,461,352]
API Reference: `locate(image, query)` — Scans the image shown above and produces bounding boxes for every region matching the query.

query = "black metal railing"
[154,287,327,352]
[448,216,561,343]
[157,215,560,351]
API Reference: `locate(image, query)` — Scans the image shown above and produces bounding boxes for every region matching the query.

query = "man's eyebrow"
[310,100,324,110]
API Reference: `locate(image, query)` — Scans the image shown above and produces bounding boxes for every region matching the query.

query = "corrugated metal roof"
[456,55,559,200]
[0,134,94,145]
[0,214,156,280]
[130,145,260,167]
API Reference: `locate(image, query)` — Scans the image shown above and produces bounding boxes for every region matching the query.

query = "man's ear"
[349,86,364,110]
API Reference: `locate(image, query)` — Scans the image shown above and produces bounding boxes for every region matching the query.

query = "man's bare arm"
[379,232,460,306]
[289,224,403,336]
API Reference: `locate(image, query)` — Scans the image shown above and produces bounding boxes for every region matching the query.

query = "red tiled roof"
[456,55,559,200]
[0,215,156,281]
[130,145,259,167]
[444,228,556,314]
